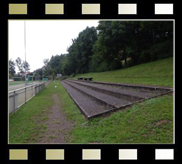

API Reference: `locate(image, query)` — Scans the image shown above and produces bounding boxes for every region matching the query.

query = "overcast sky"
[8,20,99,73]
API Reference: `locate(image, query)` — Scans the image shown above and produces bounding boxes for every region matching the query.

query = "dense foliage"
[35,21,173,77]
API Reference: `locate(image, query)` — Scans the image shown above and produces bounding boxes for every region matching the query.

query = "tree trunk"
[152,29,155,45]
[125,56,127,66]
[124,47,127,66]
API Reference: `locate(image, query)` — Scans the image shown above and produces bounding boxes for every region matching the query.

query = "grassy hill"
[67,57,173,143]
[73,57,173,87]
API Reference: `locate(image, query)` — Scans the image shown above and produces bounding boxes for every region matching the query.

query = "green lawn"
[9,57,174,143]
[9,82,60,143]
[73,57,173,87]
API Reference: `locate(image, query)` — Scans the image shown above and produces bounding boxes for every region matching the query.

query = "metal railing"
[9,82,45,114]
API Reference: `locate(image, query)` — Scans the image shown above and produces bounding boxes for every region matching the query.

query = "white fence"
[9,82,45,114]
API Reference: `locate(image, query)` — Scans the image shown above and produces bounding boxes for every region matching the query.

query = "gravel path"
[38,93,74,143]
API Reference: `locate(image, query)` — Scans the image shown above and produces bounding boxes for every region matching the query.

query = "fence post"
[25,87,26,103]
[32,86,33,97]
[14,91,16,112]
[35,85,37,95]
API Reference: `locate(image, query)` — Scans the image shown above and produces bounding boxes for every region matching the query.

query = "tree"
[91,21,126,71]
[15,57,23,72]
[9,59,16,76]
[22,61,30,71]
[43,58,50,76]
[34,68,43,79]
[43,58,49,66]
[52,72,55,80]
[139,21,173,62]
[91,21,173,71]
[15,57,30,73]
[32,21,173,76]
[67,26,97,74]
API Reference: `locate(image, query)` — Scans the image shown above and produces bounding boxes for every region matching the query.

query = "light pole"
[33,72,35,83]
[42,66,45,82]
[24,21,27,85]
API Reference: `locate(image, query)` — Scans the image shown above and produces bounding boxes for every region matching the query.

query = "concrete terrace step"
[61,79,173,119]
[64,81,116,109]
[70,79,173,93]
[61,81,113,119]
[67,79,159,99]
[64,80,132,109]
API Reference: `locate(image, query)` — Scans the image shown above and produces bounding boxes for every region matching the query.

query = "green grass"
[9,81,24,86]
[73,57,173,87]
[9,81,64,143]
[58,83,173,144]
[9,57,174,143]
[70,95,173,143]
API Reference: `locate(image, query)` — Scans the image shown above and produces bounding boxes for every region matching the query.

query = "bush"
[139,51,151,63]
[139,39,173,63]
[70,73,75,78]
[59,76,66,81]
[149,39,173,60]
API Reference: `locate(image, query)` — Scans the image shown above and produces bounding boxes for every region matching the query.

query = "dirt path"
[38,93,74,143]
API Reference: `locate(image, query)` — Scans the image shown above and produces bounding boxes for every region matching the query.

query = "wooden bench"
[78,77,84,80]
[84,77,93,81]
[78,77,93,81]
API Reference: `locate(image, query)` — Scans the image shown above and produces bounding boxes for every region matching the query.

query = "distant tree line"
[9,57,30,78]
[34,21,173,77]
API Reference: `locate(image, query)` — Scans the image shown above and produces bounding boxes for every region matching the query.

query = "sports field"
[9,81,24,86]
[9,81,41,91]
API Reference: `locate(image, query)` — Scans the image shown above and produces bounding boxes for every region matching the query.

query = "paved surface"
[61,79,173,119]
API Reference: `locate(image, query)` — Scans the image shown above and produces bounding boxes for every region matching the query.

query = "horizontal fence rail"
[9,82,46,114]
